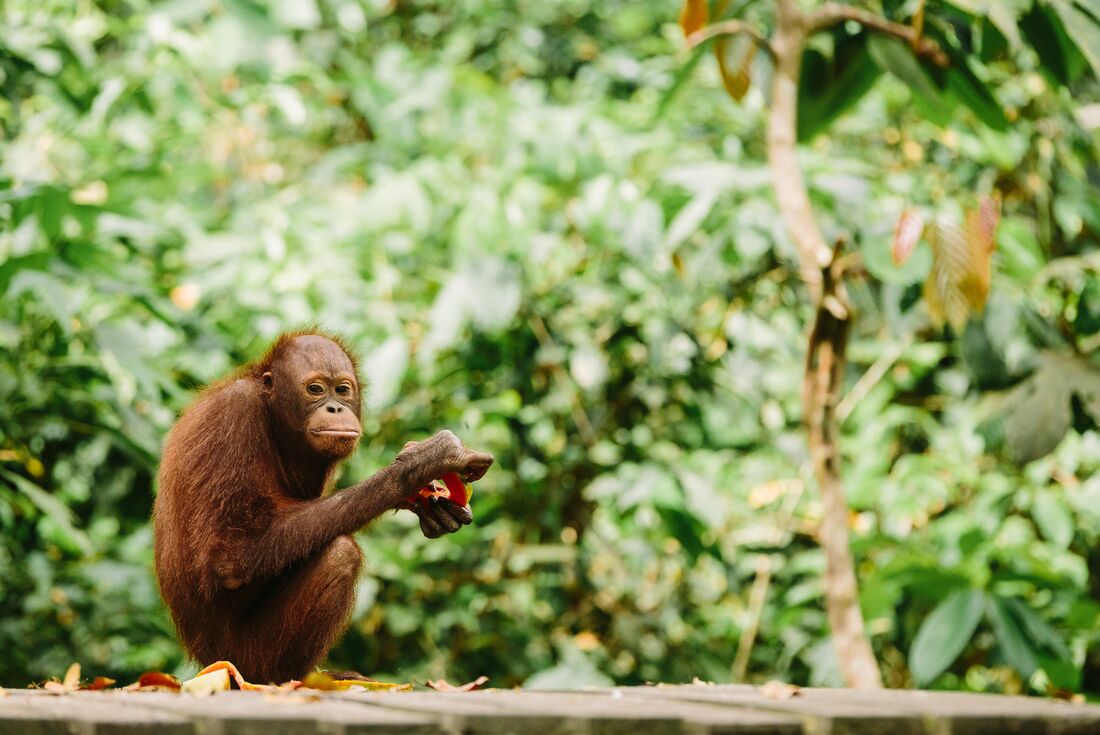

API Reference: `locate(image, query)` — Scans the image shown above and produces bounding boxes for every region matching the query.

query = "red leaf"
[128,672,182,691]
[81,677,116,691]
[892,208,925,265]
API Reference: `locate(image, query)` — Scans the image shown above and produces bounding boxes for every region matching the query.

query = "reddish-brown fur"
[154,331,492,683]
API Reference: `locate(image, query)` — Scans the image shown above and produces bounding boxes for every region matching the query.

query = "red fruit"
[404,472,473,509]
[440,472,470,505]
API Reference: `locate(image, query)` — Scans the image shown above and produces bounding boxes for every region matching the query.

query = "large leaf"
[947,0,1030,47]
[909,589,985,686]
[798,35,882,141]
[945,60,1009,130]
[1021,5,1074,85]
[1048,0,1100,79]
[868,36,945,102]
[999,351,1100,463]
[987,596,1041,680]
[923,198,999,330]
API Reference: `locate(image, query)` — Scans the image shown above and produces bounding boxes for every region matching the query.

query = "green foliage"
[1,0,1099,697]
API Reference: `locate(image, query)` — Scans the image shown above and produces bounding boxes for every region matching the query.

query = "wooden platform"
[1,684,1099,734]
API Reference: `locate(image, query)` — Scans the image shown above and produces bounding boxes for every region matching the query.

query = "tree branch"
[685,20,775,56]
[765,0,882,688]
[809,2,949,67]
[802,238,882,689]
[766,0,830,300]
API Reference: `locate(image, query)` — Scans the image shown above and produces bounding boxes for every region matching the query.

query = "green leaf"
[945,60,1009,130]
[996,216,1044,281]
[1021,5,1073,85]
[655,43,709,122]
[1001,351,1100,463]
[909,589,985,686]
[798,35,882,141]
[1075,277,1100,335]
[1003,597,1071,660]
[987,595,1040,680]
[867,36,944,101]
[1032,490,1074,550]
[0,469,95,557]
[1049,0,1100,79]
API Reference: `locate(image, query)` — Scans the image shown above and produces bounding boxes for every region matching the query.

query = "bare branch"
[809,2,949,67]
[685,20,774,56]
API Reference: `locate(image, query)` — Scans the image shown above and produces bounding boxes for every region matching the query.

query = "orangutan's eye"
[335,384,352,396]
[307,383,325,396]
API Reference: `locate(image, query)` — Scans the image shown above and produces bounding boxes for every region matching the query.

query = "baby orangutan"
[154,331,493,683]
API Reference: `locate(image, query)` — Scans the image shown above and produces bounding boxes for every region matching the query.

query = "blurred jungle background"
[2,0,1100,696]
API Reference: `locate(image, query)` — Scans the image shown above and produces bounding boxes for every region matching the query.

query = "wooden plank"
[464,689,804,735]
[0,691,193,735]
[805,688,1100,735]
[339,689,802,735]
[120,691,440,735]
[330,690,592,734]
[620,684,925,735]
[626,685,1100,735]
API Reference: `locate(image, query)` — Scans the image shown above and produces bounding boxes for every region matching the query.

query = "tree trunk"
[764,0,882,689]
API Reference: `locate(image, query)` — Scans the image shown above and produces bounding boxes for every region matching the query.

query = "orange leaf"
[679,0,708,37]
[299,672,412,691]
[892,208,925,265]
[81,677,116,691]
[426,676,489,692]
[127,672,182,691]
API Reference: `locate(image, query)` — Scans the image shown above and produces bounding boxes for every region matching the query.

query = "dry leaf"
[760,680,800,700]
[124,672,182,692]
[679,0,708,37]
[63,663,81,690]
[81,677,116,691]
[299,671,412,692]
[425,676,489,692]
[892,208,925,265]
[44,663,82,694]
[181,667,231,696]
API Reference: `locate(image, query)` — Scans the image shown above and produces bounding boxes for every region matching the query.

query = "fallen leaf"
[63,663,81,690]
[425,676,489,692]
[124,672,182,692]
[299,671,412,692]
[760,680,800,700]
[81,677,116,691]
[43,663,82,694]
[181,668,231,696]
